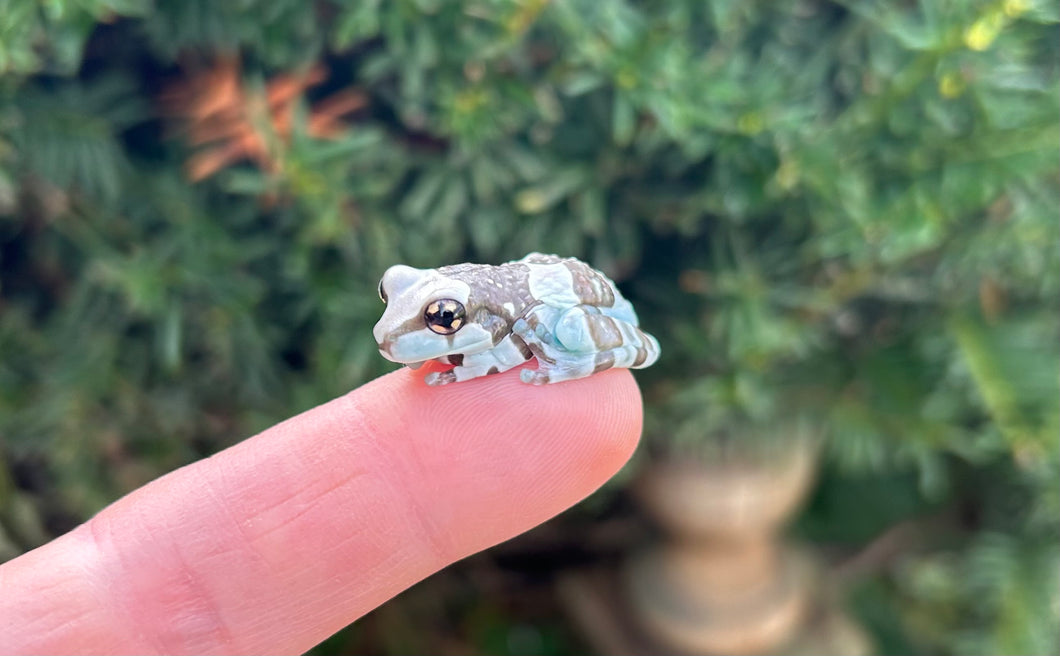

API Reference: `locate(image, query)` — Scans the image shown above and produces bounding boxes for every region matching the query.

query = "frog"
[372,253,660,385]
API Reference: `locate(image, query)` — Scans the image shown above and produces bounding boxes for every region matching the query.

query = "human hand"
[0,365,642,654]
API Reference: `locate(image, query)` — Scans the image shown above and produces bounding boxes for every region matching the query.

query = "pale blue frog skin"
[372,253,660,385]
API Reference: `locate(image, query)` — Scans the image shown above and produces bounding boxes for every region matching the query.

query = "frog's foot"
[424,369,458,386]
[517,348,612,385]
[424,336,531,386]
[520,368,551,385]
[425,362,509,386]
[511,326,557,366]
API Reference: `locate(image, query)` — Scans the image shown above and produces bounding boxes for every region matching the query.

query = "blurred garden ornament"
[161,58,366,181]
[560,438,870,655]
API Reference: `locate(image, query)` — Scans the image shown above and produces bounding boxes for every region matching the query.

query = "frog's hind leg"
[519,339,659,384]
[555,305,660,367]
[517,305,660,385]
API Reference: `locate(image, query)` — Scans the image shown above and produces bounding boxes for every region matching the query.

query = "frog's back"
[438,253,636,323]
[517,253,636,323]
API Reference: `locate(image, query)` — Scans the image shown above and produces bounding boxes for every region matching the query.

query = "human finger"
[0,366,642,655]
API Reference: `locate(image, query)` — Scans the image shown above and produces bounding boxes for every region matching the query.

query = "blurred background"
[1,1,1057,654]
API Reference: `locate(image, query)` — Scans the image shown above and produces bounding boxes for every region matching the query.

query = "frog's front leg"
[423,335,533,386]
[512,306,562,367]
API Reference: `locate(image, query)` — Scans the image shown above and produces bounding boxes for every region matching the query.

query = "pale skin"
[0,363,642,654]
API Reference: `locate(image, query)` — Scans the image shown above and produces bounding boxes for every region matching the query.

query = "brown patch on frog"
[487,366,500,375]
[445,262,535,343]
[387,314,429,347]
[511,335,533,360]
[593,351,616,373]
[564,259,616,307]
[471,308,511,345]
[586,315,624,350]
[632,347,649,367]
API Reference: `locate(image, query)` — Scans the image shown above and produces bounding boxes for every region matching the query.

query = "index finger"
[0,366,642,655]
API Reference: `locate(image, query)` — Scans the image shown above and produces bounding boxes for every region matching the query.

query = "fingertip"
[582,368,645,473]
[359,363,643,555]
[373,363,642,470]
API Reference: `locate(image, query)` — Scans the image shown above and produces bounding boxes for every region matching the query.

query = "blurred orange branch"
[161,58,366,181]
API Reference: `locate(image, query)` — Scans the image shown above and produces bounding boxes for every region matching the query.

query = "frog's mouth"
[377,343,429,368]
[405,357,460,370]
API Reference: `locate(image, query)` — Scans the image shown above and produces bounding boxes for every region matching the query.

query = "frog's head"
[372,265,494,365]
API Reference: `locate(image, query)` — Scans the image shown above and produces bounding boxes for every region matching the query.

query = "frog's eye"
[424,299,466,335]
[378,280,388,304]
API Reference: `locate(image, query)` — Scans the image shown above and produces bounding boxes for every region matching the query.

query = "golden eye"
[424,299,466,335]
[378,280,388,304]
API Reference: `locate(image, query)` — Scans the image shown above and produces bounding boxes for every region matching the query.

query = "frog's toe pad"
[424,370,457,386]
[520,369,550,385]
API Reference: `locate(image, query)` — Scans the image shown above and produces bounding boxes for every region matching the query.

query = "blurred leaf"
[951,314,1060,456]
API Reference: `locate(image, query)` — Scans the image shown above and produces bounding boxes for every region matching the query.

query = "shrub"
[1,1,1057,653]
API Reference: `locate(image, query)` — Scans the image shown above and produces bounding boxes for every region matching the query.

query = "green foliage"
[898,532,1059,656]
[0,0,148,75]
[1,0,1057,653]
[144,0,323,66]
